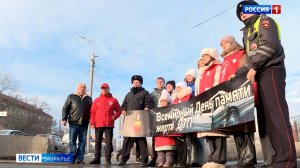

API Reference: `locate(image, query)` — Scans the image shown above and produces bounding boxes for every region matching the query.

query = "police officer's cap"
[236,0,259,21]
[131,75,143,85]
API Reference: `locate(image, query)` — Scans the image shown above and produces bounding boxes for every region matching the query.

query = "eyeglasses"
[101,87,108,89]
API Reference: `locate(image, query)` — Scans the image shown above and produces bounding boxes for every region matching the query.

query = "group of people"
[61,1,297,168]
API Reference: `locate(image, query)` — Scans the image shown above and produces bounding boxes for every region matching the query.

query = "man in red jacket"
[89,83,122,165]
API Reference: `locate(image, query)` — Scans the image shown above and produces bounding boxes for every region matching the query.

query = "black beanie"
[236,0,259,21]
[131,75,143,85]
[166,80,176,89]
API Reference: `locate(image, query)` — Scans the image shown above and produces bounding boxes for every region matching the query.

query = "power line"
[121,0,222,57]
[125,3,235,57]
[44,0,90,56]
[154,4,236,49]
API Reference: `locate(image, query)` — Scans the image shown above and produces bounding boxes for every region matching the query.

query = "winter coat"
[195,61,222,95]
[90,93,121,128]
[194,61,227,137]
[219,49,246,83]
[171,87,192,137]
[150,88,163,108]
[62,93,92,125]
[121,87,154,111]
[155,136,176,151]
[187,82,195,97]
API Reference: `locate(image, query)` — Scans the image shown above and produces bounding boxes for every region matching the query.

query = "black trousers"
[257,67,296,168]
[233,132,257,164]
[94,127,113,161]
[206,136,227,164]
[175,136,187,165]
[121,137,148,164]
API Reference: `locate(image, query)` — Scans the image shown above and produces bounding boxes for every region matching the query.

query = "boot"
[157,152,166,168]
[165,151,174,167]
[89,158,100,164]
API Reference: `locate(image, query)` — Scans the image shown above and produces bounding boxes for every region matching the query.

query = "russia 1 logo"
[272,5,281,14]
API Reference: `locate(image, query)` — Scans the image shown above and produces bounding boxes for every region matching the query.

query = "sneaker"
[89,158,100,164]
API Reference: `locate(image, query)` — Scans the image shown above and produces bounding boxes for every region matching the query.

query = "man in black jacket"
[62,82,93,164]
[118,75,154,167]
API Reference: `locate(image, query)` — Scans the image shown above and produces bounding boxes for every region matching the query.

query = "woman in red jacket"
[89,83,122,165]
[195,48,227,168]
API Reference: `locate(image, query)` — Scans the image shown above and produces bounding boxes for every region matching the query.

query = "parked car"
[0,129,29,136]
[36,134,67,153]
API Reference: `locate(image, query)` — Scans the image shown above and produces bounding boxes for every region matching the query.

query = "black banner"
[122,74,255,137]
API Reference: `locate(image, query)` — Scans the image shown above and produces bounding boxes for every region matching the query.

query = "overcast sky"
[0,0,299,129]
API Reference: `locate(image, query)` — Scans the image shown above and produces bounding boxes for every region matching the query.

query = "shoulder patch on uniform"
[250,43,257,51]
[262,20,270,29]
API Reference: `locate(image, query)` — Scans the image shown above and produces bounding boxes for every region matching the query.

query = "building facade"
[0,93,52,135]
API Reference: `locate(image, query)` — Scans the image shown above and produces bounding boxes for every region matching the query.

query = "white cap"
[176,81,187,89]
[201,47,219,60]
[185,68,197,78]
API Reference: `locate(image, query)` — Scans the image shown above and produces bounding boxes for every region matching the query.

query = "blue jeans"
[69,124,88,162]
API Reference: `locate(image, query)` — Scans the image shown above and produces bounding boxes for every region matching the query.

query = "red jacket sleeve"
[90,99,97,126]
[112,98,122,120]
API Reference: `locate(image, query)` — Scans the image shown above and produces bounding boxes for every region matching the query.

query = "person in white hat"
[172,81,192,167]
[195,48,227,168]
[184,68,197,96]
[154,89,176,167]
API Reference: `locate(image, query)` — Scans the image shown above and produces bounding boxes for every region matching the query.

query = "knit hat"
[220,35,235,46]
[201,48,219,60]
[185,68,197,78]
[158,89,172,107]
[131,75,143,85]
[176,81,187,89]
[166,80,175,89]
[236,0,259,21]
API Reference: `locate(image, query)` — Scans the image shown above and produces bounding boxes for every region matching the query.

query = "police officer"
[236,1,297,168]
[118,75,154,167]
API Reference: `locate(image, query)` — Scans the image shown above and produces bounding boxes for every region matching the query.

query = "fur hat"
[131,75,143,85]
[176,81,187,89]
[158,89,172,107]
[185,68,197,78]
[201,48,219,60]
[166,80,175,89]
[220,35,235,46]
[236,0,259,21]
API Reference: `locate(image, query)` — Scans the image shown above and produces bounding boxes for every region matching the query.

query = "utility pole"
[80,36,95,153]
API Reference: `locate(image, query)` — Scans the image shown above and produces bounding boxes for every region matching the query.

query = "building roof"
[0,92,52,118]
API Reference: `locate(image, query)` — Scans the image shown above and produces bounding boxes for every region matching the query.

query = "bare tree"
[0,71,18,93]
